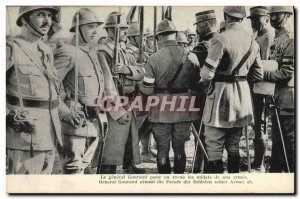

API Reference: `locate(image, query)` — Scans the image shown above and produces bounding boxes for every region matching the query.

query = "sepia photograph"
[5,3,295,194]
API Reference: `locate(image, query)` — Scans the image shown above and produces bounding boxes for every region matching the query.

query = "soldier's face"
[147,37,154,49]
[196,22,207,39]
[271,12,288,29]
[178,42,187,48]
[119,27,128,42]
[250,15,268,32]
[28,9,53,35]
[187,34,195,43]
[80,23,99,43]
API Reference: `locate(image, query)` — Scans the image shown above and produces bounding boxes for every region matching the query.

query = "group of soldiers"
[6,5,294,174]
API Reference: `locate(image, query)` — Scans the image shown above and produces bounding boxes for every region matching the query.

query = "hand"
[112,64,131,75]
[6,110,35,134]
[200,66,214,81]
[187,52,200,68]
[117,112,130,125]
[62,108,87,128]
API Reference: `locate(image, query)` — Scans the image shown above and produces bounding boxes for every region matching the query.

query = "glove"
[6,110,35,134]
[71,109,87,128]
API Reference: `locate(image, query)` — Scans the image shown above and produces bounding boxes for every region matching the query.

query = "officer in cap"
[200,6,264,173]
[140,19,201,174]
[191,9,219,173]
[247,6,275,172]
[6,6,63,174]
[266,6,294,172]
[54,8,126,174]
[98,12,144,174]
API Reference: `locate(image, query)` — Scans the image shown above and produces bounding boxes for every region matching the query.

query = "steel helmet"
[127,22,145,37]
[224,6,246,19]
[186,28,196,36]
[177,31,188,43]
[104,12,128,28]
[155,19,177,37]
[16,6,59,27]
[270,6,293,14]
[70,8,103,32]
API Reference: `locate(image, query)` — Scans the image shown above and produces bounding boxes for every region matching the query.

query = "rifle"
[138,6,144,64]
[153,6,157,53]
[112,11,124,96]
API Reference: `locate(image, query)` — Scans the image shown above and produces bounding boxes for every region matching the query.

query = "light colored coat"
[201,22,264,128]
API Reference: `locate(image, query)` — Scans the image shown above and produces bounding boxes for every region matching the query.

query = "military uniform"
[247,6,275,170]
[6,7,62,174]
[191,10,219,173]
[97,13,144,173]
[266,6,294,172]
[140,19,200,174]
[200,6,264,173]
[54,8,125,174]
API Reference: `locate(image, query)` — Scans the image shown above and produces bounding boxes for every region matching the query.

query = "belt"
[214,75,247,83]
[7,95,59,109]
[154,87,190,94]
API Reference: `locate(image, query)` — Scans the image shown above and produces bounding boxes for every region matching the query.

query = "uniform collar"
[161,40,178,48]
[275,25,291,38]
[226,22,242,30]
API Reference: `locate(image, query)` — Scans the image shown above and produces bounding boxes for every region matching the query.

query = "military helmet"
[224,6,246,19]
[16,6,59,27]
[186,28,196,36]
[70,8,103,32]
[127,22,145,37]
[177,31,188,43]
[156,19,177,36]
[104,12,128,28]
[270,6,293,14]
[145,27,154,38]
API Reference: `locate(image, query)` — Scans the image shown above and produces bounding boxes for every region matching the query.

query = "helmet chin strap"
[79,26,88,44]
[23,17,45,37]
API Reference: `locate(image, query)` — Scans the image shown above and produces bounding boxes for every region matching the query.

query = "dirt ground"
[52,125,272,174]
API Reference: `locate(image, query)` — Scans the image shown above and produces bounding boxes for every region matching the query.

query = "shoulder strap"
[167,50,187,90]
[232,39,254,76]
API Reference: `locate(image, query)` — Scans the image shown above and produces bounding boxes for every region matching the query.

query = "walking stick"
[245,126,251,173]
[270,97,290,172]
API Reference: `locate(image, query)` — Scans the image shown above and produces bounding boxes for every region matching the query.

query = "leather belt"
[7,94,59,109]
[154,87,189,94]
[214,75,247,83]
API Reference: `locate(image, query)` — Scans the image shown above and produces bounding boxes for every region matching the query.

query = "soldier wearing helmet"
[185,28,197,51]
[247,6,275,172]
[6,6,63,174]
[139,19,201,174]
[266,6,294,173]
[54,8,127,174]
[200,6,264,173]
[98,12,144,174]
[144,28,155,56]
[176,31,188,48]
[191,9,219,173]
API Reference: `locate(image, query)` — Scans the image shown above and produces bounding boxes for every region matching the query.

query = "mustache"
[40,22,50,28]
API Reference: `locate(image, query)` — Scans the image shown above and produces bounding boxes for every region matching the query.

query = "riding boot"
[99,165,117,174]
[204,160,224,173]
[251,139,266,169]
[174,154,186,174]
[157,157,171,174]
[227,155,240,173]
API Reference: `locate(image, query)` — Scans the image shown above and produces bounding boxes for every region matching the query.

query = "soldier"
[54,8,128,174]
[144,28,155,56]
[140,19,201,174]
[247,6,275,172]
[191,10,219,173]
[266,6,294,173]
[186,28,197,51]
[200,6,264,173]
[177,31,188,48]
[98,12,144,174]
[6,6,63,174]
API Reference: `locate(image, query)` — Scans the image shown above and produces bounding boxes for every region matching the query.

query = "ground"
[52,125,272,174]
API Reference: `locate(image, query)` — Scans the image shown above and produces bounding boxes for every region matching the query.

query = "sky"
[6,6,294,39]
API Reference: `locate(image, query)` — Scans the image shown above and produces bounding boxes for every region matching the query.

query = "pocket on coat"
[18,65,43,96]
[203,91,215,124]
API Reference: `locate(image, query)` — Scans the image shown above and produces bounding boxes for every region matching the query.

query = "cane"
[270,97,290,173]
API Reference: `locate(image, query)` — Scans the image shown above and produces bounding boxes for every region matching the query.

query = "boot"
[204,160,224,173]
[99,165,117,174]
[140,134,150,155]
[227,155,240,173]
[123,164,145,174]
[251,139,266,171]
[174,154,186,174]
[157,158,171,174]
